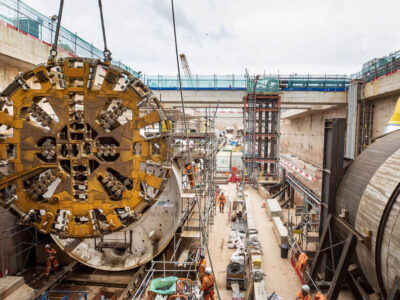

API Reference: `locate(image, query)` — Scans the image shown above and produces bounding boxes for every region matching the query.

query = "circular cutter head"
[0,57,172,238]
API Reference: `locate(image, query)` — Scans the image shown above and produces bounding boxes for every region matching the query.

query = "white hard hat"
[302,285,310,293]
[45,244,51,248]
[205,267,212,274]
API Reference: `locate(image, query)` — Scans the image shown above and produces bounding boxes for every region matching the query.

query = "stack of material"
[228,230,246,250]
[248,233,263,255]
[272,217,288,245]
[265,199,282,218]
[244,191,268,299]
[265,199,288,245]
[226,263,246,290]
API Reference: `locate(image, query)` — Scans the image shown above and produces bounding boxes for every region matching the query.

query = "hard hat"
[200,253,205,259]
[205,267,212,274]
[45,244,51,248]
[302,285,310,293]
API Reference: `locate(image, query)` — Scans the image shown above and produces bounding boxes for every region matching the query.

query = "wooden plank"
[181,231,201,238]
[181,193,196,199]
[177,249,190,267]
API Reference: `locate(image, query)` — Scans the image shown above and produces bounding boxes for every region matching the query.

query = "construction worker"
[296,285,311,300]
[184,163,195,188]
[197,253,207,283]
[296,252,308,273]
[218,192,226,213]
[314,291,327,300]
[44,244,59,278]
[201,267,215,300]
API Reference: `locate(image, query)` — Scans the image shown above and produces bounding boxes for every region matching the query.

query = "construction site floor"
[208,183,354,299]
[208,183,299,299]
[245,185,300,298]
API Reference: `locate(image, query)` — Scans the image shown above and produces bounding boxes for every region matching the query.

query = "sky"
[23,0,400,76]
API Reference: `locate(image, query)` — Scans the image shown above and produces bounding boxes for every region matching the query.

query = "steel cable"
[98,0,112,62]
[170,0,221,298]
[48,0,64,61]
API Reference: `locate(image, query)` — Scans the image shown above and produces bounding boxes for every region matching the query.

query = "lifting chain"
[48,0,112,64]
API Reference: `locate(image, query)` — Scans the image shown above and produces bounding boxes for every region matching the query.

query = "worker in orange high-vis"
[197,253,207,283]
[184,163,195,188]
[201,267,215,300]
[296,252,308,273]
[314,291,327,300]
[296,285,311,300]
[44,244,59,279]
[218,192,226,213]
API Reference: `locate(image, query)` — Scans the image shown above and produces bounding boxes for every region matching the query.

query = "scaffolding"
[243,77,281,183]
[168,107,217,247]
[133,109,218,298]
[0,209,39,277]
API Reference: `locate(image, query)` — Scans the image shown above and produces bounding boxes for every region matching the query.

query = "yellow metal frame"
[0,57,171,238]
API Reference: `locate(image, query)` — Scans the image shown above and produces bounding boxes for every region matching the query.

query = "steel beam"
[327,233,358,300]
[310,214,333,280]
[320,118,346,236]
[346,271,370,300]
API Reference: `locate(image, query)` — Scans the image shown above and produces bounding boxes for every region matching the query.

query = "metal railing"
[40,290,87,300]
[351,49,400,83]
[143,74,248,91]
[0,0,139,77]
[144,74,350,92]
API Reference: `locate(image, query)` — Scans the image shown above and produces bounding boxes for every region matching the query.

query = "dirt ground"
[207,183,354,300]
[207,183,236,299]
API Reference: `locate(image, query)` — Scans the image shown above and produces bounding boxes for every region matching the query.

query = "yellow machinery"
[0,57,171,238]
[384,96,400,134]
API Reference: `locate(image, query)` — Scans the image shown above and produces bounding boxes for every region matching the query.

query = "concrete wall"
[280,105,347,167]
[0,22,73,92]
[363,71,400,99]
[0,22,49,67]
[157,89,347,109]
[0,59,31,91]
[370,94,399,138]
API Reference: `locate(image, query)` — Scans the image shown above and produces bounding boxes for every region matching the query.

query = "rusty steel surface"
[336,130,400,295]
[0,57,171,238]
[336,130,400,227]
[355,147,400,296]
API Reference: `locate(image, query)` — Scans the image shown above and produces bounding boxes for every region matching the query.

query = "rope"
[48,0,64,62]
[170,1,220,298]
[98,0,112,62]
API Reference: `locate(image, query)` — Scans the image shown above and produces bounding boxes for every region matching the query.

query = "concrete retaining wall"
[280,105,346,167]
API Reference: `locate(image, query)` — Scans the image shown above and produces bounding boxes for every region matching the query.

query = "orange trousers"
[204,290,215,300]
[45,257,59,276]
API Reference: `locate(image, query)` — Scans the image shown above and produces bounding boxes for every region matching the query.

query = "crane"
[179,53,194,86]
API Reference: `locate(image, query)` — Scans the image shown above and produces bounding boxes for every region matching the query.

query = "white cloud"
[24,0,400,76]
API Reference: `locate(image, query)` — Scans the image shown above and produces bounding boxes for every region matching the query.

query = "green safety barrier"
[0,0,139,77]
[149,276,178,295]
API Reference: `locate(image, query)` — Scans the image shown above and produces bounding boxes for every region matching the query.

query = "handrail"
[143,74,350,92]
[0,0,139,77]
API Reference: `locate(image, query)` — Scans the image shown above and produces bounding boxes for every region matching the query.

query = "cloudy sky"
[23,0,400,76]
